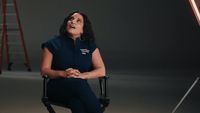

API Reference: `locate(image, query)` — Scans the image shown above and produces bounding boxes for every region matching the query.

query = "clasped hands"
[64,68,85,79]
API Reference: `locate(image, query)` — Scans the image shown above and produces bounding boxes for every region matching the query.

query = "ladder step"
[7,33,19,36]
[7,28,19,31]
[0,24,19,31]
[6,3,14,6]
[0,23,18,26]
[0,42,21,45]
[8,42,21,45]
[9,52,23,55]
[10,57,25,61]
[0,14,16,17]
[0,24,18,30]
[0,28,19,31]
[0,13,16,16]
[6,13,16,16]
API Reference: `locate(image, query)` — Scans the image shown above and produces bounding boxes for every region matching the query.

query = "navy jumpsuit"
[42,36,102,113]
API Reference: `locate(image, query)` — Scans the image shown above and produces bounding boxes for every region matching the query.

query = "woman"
[41,11,105,113]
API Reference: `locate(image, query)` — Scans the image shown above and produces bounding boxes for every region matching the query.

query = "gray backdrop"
[2,0,199,72]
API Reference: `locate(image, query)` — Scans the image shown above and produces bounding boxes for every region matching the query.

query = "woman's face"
[66,13,84,38]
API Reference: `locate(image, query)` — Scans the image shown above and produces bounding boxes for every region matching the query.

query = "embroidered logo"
[80,49,90,55]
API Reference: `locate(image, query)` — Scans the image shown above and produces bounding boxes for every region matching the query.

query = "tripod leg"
[171,77,199,113]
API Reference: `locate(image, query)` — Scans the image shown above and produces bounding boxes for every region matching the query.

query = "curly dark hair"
[59,11,95,42]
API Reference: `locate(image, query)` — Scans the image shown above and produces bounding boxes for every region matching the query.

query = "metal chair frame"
[41,75,110,113]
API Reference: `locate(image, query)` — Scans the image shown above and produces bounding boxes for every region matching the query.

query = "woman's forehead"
[71,13,83,19]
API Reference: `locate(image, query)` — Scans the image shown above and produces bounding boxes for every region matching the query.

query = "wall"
[1,0,199,71]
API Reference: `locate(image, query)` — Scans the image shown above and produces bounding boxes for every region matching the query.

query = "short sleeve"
[89,41,98,53]
[41,41,55,54]
[41,37,61,55]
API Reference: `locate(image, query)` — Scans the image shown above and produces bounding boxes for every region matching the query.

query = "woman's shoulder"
[42,35,63,50]
[47,36,65,46]
[47,35,62,43]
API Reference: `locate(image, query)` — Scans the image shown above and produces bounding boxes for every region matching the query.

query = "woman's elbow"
[99,67,106,77]
[40,67,49,76]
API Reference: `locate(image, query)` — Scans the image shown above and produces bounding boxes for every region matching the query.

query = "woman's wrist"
[56,70,68,78]
[79,72,89,79]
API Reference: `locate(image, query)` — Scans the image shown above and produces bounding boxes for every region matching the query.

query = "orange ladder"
[0,0,31,74]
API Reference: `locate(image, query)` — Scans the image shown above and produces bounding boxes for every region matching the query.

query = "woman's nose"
[71,19,76,24]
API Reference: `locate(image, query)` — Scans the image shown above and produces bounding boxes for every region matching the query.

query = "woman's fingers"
[65,68,81,77]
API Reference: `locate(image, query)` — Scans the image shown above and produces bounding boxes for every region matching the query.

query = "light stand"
[171,76,199,113]
[172,0,200,112]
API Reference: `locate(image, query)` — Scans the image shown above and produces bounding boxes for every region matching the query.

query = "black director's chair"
[41,75,110,113]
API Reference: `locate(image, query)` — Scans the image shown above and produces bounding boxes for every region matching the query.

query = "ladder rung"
[7,28,19,31]
[7,33,19,36]
[0,24,19,31]
[0,28,19,31]
[10,58,24,61]
[9,52,23,55]
[8,42,21,45]
[0,23,18,26]
[0,27,18,30]
[0,14,16,16]
[6,13,16,16]
[6,3,14,6]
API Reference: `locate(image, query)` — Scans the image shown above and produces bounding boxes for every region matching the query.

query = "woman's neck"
[69,34,80,40]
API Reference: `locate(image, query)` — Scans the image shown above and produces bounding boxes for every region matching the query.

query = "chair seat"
[42,97,110,111]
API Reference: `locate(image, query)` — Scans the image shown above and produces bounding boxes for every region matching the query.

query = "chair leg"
[101,107,105,113]
[42,97,56,113]
[45,104,56,113]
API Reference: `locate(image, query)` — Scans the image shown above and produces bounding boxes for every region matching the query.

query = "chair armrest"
[42,75,48,98]
[99,76,109,99]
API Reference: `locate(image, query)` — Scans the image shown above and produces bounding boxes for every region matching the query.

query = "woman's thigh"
[70,79,102,113]
[68,98,86,113]
[47,78,102,113]
[47,78,73,104]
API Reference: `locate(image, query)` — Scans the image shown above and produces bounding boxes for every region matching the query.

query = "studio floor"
[0,69,200,113]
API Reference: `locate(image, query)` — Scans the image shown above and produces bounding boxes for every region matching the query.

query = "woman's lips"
[70,25,76,29]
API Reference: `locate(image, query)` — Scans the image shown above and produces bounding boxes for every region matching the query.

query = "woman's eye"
[69,17,74,21]
[77,19,80,22]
